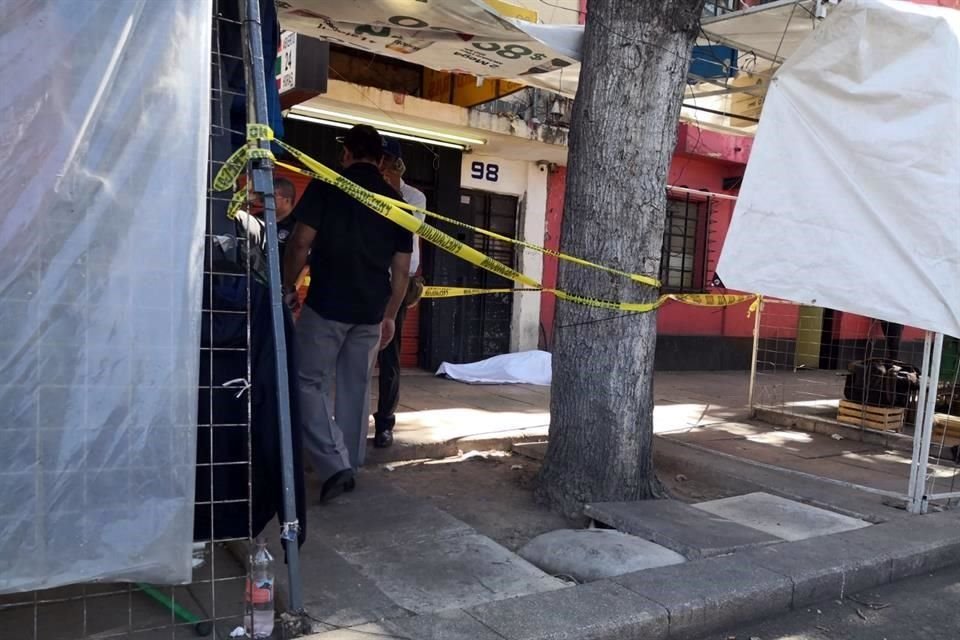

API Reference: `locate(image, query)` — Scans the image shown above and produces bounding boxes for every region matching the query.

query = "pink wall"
[540,166,567,349]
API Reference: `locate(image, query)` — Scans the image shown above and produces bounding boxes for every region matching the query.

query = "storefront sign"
[276,0,580,92]
[275,30,329,108]
[461,156,527,195]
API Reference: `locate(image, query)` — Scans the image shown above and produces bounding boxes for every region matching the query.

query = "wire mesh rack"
[0,3,276,637]
[748,298,960,506]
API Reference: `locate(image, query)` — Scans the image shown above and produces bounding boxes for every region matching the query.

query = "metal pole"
[909,332,944,514]
[907,331,933,510]
[240,0,304,612]
[747,297,763,414]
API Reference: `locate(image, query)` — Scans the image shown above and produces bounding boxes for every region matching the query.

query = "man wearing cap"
[373,139,427,449]
[282,124,412,502]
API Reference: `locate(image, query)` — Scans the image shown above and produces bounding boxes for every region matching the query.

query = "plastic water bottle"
[244,539,275,638]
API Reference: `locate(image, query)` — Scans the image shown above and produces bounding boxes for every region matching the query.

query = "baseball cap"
[335,124,383,160]
[382,138,403,160]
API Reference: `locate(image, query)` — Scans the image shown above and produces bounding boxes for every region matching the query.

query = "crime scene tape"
[237,124,660,288]
[274,159,660,288]
[421,287,759,314]
[215,125,757,315]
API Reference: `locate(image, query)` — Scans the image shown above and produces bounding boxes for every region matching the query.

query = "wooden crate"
[933,413,960,444]
[837,400,905,432]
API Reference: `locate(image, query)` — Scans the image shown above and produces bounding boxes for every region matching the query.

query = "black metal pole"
[239,0,304,614]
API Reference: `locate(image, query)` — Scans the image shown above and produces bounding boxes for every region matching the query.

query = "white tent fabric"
[717,0,960,337]
[437,351,552,385]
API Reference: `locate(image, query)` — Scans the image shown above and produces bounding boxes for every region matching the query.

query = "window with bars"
[660,195,708,292]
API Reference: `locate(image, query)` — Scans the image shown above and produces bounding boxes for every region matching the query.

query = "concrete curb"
[303,509,960,640]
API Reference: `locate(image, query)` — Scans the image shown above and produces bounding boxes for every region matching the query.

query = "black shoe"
[320,469,354,504]
[374,429,394,449]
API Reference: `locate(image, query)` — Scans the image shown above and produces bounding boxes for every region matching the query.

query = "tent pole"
[240,0,305,612]
[747,297,763,415]
[907,332,932,510]
[908,332,944,514]
[914,332,944,514]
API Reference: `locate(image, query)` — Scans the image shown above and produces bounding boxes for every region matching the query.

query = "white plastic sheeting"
[0,1,211,592]
[717,0,960,337]
[437,351,552,385]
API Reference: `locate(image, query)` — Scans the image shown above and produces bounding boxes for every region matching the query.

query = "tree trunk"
[537,0,706,517]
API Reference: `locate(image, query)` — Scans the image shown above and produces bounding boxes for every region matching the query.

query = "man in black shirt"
[282,125,412,501]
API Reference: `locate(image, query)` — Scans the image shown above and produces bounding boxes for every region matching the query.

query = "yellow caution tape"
[422,287,520,299]
[214,126,759,315]
[273,140,539,288]
[226,189,246,220]
[275,160,660,288]
[422,287,759,314]
[214,146,249,192]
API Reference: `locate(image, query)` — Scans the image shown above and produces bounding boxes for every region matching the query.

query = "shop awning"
[277,1,839,135]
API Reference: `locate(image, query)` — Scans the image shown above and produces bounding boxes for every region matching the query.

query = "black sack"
[843,358,920,408]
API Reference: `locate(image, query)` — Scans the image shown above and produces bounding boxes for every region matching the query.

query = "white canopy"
[717,0,960,336]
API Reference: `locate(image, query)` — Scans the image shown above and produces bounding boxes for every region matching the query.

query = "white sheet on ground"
[717,0,960,337]
[437,351,552,385]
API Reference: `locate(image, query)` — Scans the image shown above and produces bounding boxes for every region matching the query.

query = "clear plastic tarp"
[0,0,211,592]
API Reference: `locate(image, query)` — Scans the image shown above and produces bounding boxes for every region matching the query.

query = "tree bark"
[537,0,706,517]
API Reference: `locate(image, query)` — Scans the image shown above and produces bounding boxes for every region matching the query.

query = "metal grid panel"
[0,3,262,637]
[749,299,960,507]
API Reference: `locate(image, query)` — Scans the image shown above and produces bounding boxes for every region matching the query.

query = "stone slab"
[466,580,668,640]
[311,485,473,555]
[831,510,960,582]
[293,539,410,628]
[518,529,685,582]
[692,492,871,541]
[612,554,793,640]
[654,437,898,523]
[585,499,781,559]
[344,533,567,615]
[735,532,893,609]
[304,609,507,640]
[512,441,548,461]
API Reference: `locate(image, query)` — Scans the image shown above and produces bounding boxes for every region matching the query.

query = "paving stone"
[585,499,781,559]
[295,539,410,628]
[512,441,548,461]
[518,529,685,582]
[466,580,668,640]
[311,487,473,555]
[692,492,871,541]
[830,511,960,581]
[305,609,507,639]
[736,532,894,608]
[654,438,895,524]
[612,554,792,639]
[344,533,566,615]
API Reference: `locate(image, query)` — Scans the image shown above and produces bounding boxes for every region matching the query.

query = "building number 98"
[471,161,499,183]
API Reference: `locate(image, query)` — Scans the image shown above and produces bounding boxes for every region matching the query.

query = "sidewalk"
[370,370,754,461]
[6,372,957,640]
[287,370,960,640]
[373,371,959,505]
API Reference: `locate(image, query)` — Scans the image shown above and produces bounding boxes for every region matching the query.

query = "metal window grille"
[660,195,708,293]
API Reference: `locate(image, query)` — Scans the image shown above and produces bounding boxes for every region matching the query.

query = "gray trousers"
[296,306,381,484]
